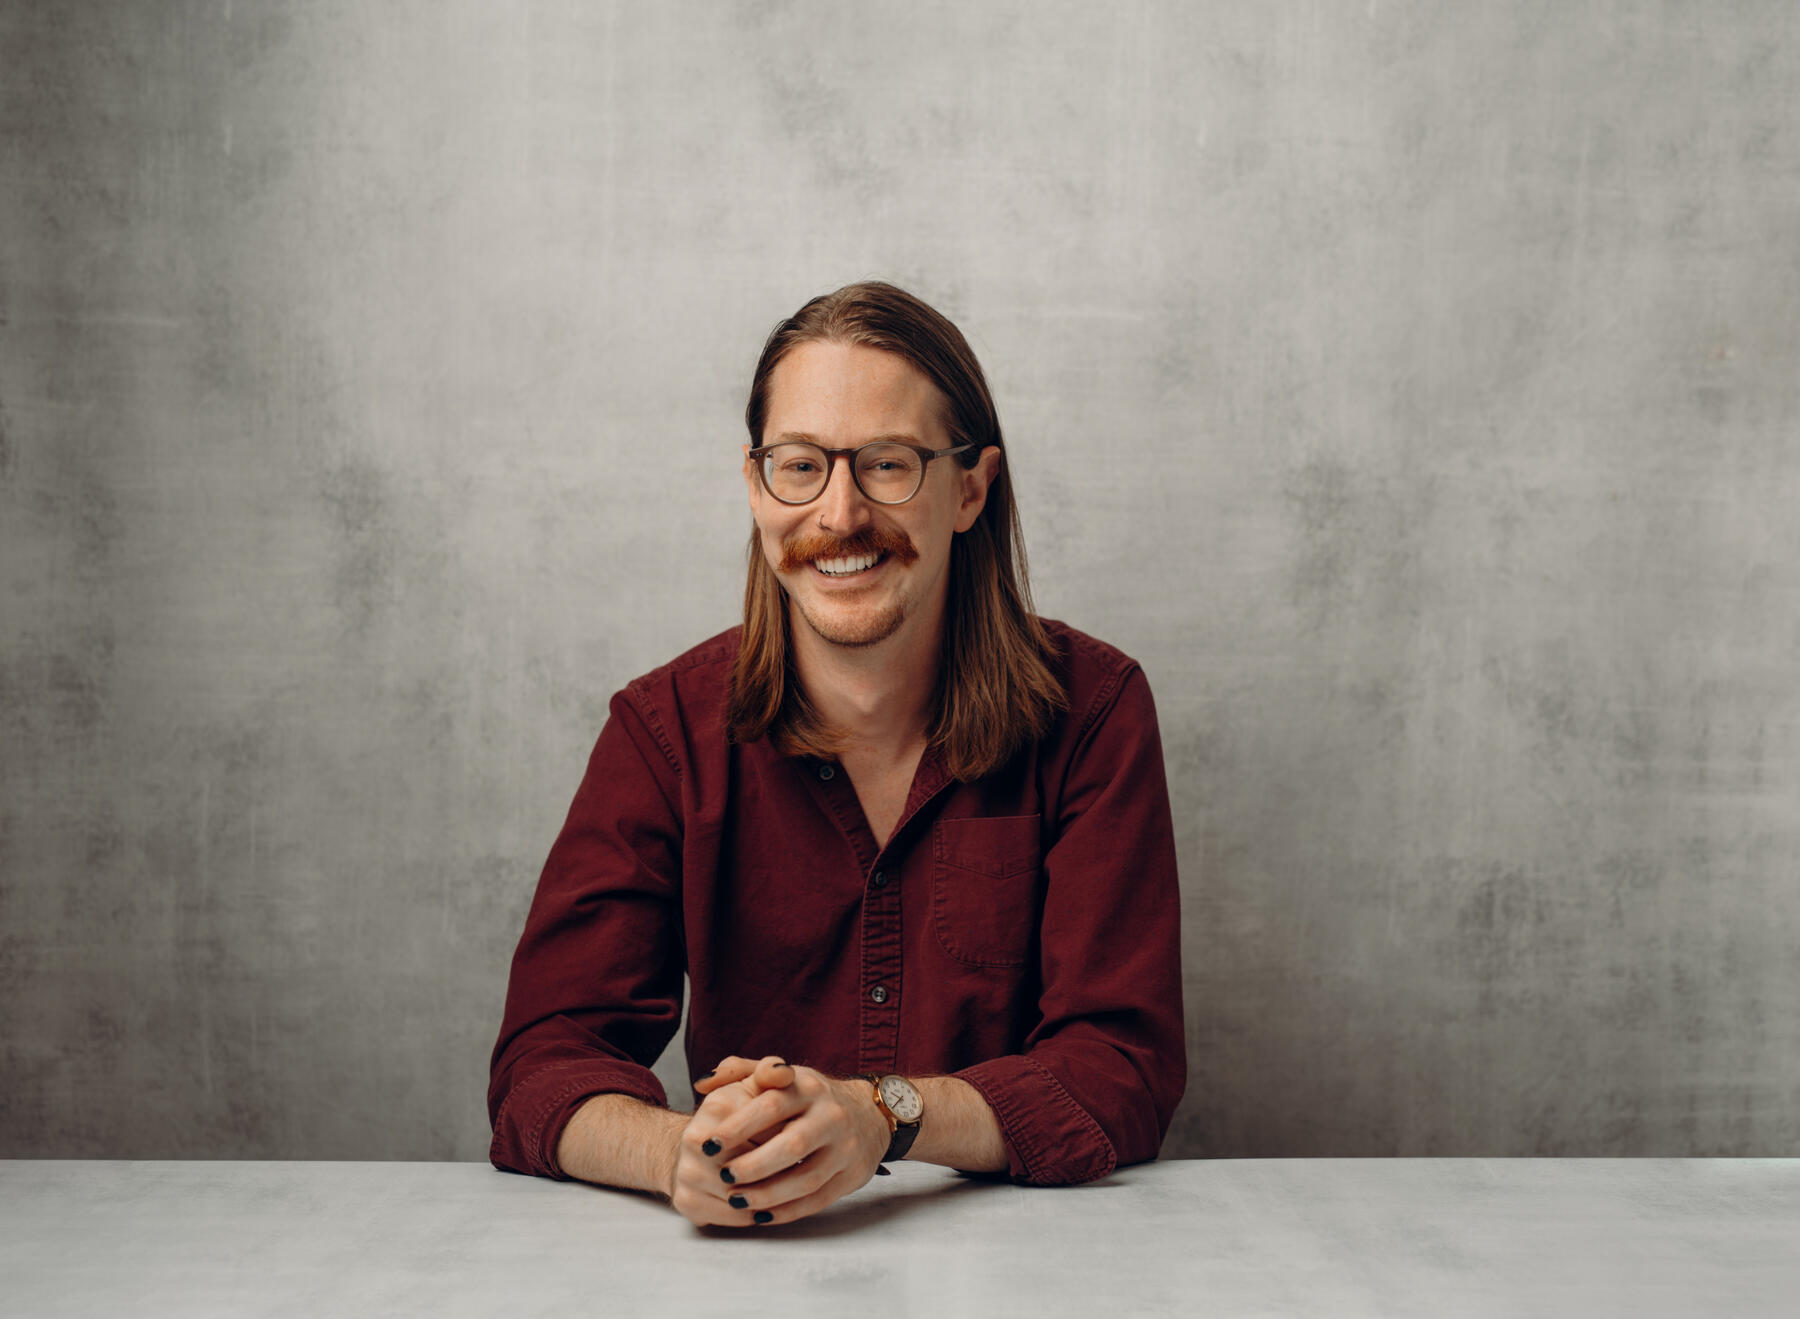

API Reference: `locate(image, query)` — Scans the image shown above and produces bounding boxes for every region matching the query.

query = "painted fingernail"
[698,1070,716,1081]
[753,1210,774,1224]
[701,1139,721,1157]
[720,1167,736,1184]
[773,1062,791,1069]
[728,1194,748,1209]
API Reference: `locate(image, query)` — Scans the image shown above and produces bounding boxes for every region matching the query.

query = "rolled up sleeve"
[955,665,1186,1185]
[487,690,686,1179]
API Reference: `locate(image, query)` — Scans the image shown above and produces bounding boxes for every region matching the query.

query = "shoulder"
[613,626,740,748]
[1038,618,1151,739]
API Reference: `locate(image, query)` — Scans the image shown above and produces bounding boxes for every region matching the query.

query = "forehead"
[762,341,949,445]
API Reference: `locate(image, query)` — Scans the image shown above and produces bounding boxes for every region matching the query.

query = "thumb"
[747,1055,797,1095]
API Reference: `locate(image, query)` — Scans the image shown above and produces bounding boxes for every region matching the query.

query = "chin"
[795,599,907,648]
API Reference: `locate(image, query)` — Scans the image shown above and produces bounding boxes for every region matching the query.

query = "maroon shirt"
[488,620,1185,1186]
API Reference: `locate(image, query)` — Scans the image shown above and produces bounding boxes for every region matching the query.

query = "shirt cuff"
[954,1054,1118,1186]
[489,1056,670,1180]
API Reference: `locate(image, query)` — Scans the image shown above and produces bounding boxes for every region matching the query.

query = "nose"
[814,452,872,537]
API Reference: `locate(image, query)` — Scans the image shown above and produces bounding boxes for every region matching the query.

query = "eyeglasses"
[747,440,976,506]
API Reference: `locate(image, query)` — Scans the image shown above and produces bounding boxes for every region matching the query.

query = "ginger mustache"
[777,527,919,574]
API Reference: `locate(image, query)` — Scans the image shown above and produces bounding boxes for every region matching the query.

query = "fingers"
[715,1142,838,1213]
[692,1054,797,1097]
[720,1073,886,1190]
[751,1055,796,1092]
[685,1082,770,1164]
[705,1082,809,1153]
[718,1116,824,1191]
[670,1100,774,1227]
[734,1167,862,1228]
[672,1069,884,1230]
[670,1076,806,1227]
[691,1055,758,1096]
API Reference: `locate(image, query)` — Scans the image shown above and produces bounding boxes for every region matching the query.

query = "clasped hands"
[667,1054,892,1228]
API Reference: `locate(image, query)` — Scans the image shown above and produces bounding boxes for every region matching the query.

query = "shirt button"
[870,985,889,1004]
[871,869,888,889]
[818,764,836,781]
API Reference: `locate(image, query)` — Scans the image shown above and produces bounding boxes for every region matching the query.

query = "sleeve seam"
[624,681,686,783]
[1053,661,1141,821]
[1072,659,1135,747]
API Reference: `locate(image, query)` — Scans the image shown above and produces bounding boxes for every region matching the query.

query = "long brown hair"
[727,281,1066,781]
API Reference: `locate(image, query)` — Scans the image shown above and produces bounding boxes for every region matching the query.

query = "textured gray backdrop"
[3,1,1797,1161]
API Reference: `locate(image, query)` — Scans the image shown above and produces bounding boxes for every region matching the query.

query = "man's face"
[745,340,998,651]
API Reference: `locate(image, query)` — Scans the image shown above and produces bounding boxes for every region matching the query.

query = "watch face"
[879,1075,923,1123]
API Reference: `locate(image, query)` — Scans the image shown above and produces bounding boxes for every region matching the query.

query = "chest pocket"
[931,814,1043,968]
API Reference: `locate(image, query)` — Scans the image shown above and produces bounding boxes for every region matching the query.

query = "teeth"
[816,553,880,576]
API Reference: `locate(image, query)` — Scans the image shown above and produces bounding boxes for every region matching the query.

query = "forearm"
[554,1093,688,1196]
[907,1076,1007,1174]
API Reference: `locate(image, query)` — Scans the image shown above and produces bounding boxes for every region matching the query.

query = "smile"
[812,552,885,577]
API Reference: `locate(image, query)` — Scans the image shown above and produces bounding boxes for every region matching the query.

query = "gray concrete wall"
[3,0,1796,1160]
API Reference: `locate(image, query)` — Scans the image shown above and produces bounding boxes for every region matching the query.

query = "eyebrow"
[771,432,926,447]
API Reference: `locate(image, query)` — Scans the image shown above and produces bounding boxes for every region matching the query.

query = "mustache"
[777,526,919,573]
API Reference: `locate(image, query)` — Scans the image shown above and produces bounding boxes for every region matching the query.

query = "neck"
[789,604,943,759]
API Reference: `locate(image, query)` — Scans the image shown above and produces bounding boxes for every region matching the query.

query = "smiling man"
[488,282,1185,1228]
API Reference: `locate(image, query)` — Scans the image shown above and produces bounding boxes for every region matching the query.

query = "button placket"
[855,749,951,1075]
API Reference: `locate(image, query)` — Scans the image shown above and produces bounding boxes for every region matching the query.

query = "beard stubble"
[777,525,920,649]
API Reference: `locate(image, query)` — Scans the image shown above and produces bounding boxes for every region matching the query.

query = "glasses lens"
[855,443,924,503]
[762,443,829,503]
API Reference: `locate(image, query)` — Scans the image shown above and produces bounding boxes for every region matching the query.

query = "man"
[488,282,1184,1228]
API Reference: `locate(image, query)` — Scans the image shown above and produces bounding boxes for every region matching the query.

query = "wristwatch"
[862,1073,924,1163]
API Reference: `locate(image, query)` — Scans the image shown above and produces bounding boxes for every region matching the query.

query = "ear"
[742,444,761,509]
[953,446,1003,534]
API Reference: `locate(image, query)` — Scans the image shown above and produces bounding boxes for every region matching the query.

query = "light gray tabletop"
[2,1158,1795,1317]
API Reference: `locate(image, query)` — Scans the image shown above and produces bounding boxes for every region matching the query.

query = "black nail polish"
[753,1210,773,1224]
[720,1167,736,1184]
[774,1062,791,1069]
[698,1070,716,1081]
[701,1139,721,1157]
[728,1194,748,1209]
